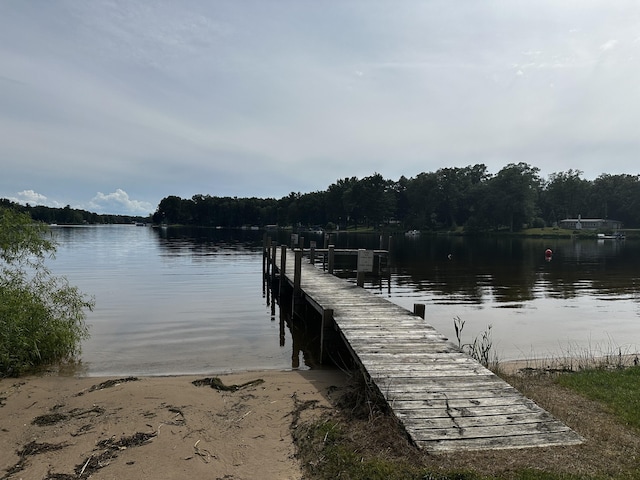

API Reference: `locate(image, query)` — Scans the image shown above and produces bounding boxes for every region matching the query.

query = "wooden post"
[310,241,316,265]
[328,245,335,274]
[293,249,302,293]
[263,234,270,278]
[271,243,277,282]
[320,308,334,365]
[279,245,287,298]
[292,249,302,315]
[413,303,425,319]
[300,236,305,250]
[387,235,393,294]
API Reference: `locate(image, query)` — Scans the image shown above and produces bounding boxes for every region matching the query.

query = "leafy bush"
[0,208,93,376]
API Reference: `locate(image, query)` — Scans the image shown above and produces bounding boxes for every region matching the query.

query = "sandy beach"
[0,369,348,480]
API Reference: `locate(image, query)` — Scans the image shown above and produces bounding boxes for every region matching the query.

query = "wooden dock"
[266,245,583,453]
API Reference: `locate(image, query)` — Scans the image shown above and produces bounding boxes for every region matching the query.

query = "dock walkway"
[269,247,583,453]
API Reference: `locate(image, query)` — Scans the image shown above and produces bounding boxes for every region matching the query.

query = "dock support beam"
[279,245,287,298]
[413,303,425,319]
[292,248,303,316]
[328,245,335,274]
[271,243,277,283]
[263,235,271,278]
[310,242,316,265]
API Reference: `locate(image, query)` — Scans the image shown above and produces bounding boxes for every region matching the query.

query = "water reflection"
[389,236,640,304]
[378,235,640,360]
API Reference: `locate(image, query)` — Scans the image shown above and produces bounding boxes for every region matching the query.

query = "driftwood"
[191,377,264,391]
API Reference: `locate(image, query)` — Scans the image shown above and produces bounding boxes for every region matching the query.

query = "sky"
[2,1,640,216]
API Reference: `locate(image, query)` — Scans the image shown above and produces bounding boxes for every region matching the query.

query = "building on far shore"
[558,215,623,231]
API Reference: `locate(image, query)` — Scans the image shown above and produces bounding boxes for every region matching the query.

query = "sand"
[0,369,348,480]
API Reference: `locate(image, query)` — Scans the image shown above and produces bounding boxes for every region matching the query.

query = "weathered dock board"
[270,247,583,453]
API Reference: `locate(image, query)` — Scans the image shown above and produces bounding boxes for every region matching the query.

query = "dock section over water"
[266,244,583,453]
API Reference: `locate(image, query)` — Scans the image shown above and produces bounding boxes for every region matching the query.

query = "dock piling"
[279,245,287,298]
[328,245,335,274]
[292,248,303,315]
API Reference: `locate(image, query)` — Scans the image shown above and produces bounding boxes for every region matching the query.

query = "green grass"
[556,366,640,430]
[295,419,483,480]
[519,227,574,237]
[296,418,599,479]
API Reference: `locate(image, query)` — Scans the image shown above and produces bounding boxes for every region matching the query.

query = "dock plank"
[269,248,583,452]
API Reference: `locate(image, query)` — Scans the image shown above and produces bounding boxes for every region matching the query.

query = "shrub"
[0,208,93,376]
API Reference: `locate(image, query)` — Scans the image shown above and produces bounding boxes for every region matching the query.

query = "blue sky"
[2,1,639,215]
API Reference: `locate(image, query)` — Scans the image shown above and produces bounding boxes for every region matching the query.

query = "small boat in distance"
[597,232,625,240]
[405,229,420,237]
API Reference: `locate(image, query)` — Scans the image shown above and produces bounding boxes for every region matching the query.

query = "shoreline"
[3,355,638,479]
[1,369,349,480]
[499,352,640,375]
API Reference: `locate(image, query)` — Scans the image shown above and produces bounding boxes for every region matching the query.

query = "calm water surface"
[377,234,640,362]
[48,226,640,376]
[49,226,290,376]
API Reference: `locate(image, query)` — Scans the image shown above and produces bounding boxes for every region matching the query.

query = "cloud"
[600,39,618,52]
[3,189,153,216]
[87,189,154,216]
[16,189,48,205]
[8,190,63,207]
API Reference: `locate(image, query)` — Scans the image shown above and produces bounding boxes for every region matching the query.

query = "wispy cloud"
[600,39,619,52]
[9,190,61,207]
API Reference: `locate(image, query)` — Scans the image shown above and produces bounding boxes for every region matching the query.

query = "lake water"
[47,226,640,376]
[48,225,288,376]
[377,234,640,363]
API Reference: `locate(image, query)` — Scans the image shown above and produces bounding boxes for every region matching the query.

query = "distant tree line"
[0,199,150,225]
[152,163,640,231]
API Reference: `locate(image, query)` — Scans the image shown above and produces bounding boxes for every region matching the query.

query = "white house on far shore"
[558,215,623,231]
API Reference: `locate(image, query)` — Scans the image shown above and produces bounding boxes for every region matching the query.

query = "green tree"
[324,177,359,228]
[432,165,488,229]
[540,170,591,225]
[153,195,193,224]
[0,208,93,376]
[357,173,396,227]
[484,163,541,232]
[405,171,439,229]
[589,174,640,226]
